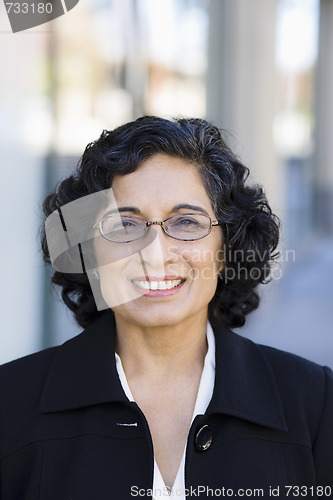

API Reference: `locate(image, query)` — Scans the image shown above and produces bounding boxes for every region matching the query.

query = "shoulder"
[214,323,333,439]
[0,346,59,414]
[253,340,333,438]
[0,344,60,379]
[0,346,58,381]
[218,323,332,393]
[227,326,332,396]
[257,341,332,395]
[255,342,333,481]
[0,312,115,423]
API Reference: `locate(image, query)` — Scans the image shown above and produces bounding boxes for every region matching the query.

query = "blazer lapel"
[207,323,288,431]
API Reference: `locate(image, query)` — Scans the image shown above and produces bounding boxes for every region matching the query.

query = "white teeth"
[139,281,149,290]
[132,279,184,290]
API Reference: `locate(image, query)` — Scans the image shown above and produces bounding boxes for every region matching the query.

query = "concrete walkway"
[235,234,333,369]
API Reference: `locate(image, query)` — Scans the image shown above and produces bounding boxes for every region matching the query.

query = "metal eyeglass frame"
[93,213,220,242]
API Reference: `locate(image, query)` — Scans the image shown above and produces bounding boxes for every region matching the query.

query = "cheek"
[187,250,220,308]
[181,245,222,282]
[98,262,126,304]
[97,257,140,309]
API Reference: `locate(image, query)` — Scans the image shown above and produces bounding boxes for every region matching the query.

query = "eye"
[170,215,202,229]
[174,216,200,226]
[102,216,143,232]
[121,217,139,228]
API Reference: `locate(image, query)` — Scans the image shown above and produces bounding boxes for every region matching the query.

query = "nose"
[139,225,175,273]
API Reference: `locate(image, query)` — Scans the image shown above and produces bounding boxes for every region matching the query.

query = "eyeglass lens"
[101,213,212,242]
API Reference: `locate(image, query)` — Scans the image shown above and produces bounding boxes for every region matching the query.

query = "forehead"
[111,154,211,209]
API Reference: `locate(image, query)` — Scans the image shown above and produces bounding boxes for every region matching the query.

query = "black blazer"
[0,310,332,499]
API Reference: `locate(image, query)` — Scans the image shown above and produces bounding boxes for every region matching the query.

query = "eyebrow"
[172,204,210,216]
[103,206,141,217]
[102,204,210,218]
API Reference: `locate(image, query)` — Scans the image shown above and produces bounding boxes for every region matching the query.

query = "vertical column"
[206,0,281,215]
[0,32,45,363]
[313,0,333,234]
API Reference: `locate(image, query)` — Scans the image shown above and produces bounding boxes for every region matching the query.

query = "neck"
[114,313,208,378]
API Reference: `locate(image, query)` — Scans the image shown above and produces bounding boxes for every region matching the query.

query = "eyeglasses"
[93,213,220,243]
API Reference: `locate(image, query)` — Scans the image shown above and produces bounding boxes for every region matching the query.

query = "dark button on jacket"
[0,310,332,499]
[195,425,213,452]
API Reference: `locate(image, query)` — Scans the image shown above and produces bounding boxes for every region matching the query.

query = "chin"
[112,302,190,328]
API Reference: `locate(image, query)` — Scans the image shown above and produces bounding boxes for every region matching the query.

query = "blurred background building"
[0,0,332,367]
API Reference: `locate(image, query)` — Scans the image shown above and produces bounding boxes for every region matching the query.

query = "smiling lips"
[131,277,186,296]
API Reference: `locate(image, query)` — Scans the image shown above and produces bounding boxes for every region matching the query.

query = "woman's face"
[94,154,224,329]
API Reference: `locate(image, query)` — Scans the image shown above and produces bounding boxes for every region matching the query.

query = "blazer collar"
[39,311,128,412]
[39,310,287,431]
[207,323,287,431]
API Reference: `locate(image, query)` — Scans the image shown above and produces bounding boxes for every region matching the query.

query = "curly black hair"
[41,116,280,329]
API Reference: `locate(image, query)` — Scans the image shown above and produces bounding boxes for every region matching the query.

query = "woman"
[0,116,332,499]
